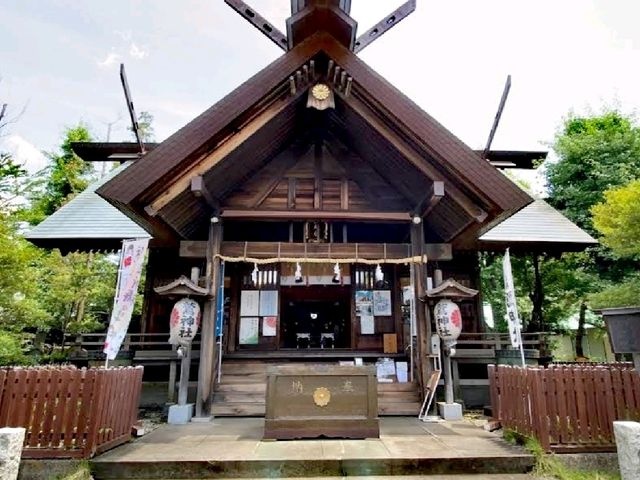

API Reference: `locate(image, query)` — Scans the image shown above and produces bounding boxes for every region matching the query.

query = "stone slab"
[0,427,25,480]
[614,421,640,480]
[438,402,463,421]
[91,418,534,479]
[167,403,193,424]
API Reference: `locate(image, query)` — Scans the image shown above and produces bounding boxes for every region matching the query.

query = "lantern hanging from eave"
[169,298,201,346]
[434,298,462,348]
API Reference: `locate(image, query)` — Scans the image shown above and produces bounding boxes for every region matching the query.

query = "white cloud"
[129,43,148,60]
[114,29,132,42]
[97,52,122,69]
[1,134,48,174]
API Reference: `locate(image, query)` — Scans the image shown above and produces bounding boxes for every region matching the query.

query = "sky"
[1,0,640,193]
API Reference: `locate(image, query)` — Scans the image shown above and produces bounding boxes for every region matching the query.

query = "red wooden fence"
[489,364,640,452]
[0,366,143,458]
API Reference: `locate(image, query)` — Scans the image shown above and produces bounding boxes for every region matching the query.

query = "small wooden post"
[177,345,191,405]
[195,217,223,418]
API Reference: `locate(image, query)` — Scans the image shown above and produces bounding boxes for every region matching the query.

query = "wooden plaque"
[383,333,398,353]
[264,364,379,440]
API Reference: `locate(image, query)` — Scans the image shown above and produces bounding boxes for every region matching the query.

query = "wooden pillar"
[410,219,431,396]
[139,248,157,335]
[195,218,223,418]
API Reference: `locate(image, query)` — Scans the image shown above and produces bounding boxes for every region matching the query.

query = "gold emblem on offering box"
[311,83,331,101]
[313,387,331,407]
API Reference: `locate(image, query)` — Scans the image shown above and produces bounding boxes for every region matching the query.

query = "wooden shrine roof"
[479,199,597,252]
[24,162,151,253]
[97,32,533,248]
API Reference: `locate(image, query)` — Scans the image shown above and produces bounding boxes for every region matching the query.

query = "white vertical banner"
[502,248,525,365]
[104,238,149,360]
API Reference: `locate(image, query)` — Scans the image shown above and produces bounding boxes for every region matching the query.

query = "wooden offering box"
[264,364,380,440]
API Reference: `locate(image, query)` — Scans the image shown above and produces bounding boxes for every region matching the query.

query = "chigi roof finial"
[224,0,416,53]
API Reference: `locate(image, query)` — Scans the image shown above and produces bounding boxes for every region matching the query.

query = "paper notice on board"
[262,316,277,337]
[259,290,278,316]
[360,314,375,334]
[373,290,392,316]
[240,291,259,317]
[239,317,259,344]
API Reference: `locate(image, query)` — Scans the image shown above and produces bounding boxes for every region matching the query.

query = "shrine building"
[25,0,596,419]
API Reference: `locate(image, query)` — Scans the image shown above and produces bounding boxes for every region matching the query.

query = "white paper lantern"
[434,299,463,343]
[169,298,201,346]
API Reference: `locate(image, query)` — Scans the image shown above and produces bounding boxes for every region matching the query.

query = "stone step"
[213,392,266,403]
[92,448,534,479]
[212,402,266,416]
[211,401,422,416]
[216,379,419,391]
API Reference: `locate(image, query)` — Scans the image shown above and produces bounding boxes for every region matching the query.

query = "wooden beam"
[413,180,444,218]
[220,209,411,221]
[353,0,416,54]
[287,177,296,209]
[195,220,223,418]
[251,151,301,208]
[482,75,512,159]
[191,175,220,211]
[224,0,288,51]
[340,177,349,210]
[342,94,489,223]
[146,93,301,214]
[410,220,431,398]
[314,143,323,209]
[180,240,453,261]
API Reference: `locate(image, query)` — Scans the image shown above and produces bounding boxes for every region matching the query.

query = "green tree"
[589,179,640,309]
[547,111,640,234]
[129,111,155,143]
[545,110,640,356]
[0,152,27,208]
[29,124,94,222]
[592,179,640,258]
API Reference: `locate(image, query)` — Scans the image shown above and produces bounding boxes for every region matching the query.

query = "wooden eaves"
[97,33,532,244]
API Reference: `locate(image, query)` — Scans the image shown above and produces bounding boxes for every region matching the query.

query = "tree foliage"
[29,124,93,222]
[592,179,640,258]
[546,111,640,234]
[483,110,640,359]
[129,111,155,143]
[0,123,123,365]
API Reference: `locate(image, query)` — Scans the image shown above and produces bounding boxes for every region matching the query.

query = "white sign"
[373,290,392,316]
[240,290,259,317]
[503,248,523,349]
[239,317,259,344]
[259,290,278,316]
[104,238,149,360]
[262,316,277,337]
[360,314,375,334]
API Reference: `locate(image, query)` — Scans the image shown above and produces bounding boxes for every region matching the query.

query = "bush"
[0,330,29,365]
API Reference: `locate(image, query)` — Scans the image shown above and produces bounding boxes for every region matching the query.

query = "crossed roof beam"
[224,0,416,53]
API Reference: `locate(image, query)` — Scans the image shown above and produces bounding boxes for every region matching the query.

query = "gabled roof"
[98,33,531,245]
[25,162,151,252]
[479,199,597,251]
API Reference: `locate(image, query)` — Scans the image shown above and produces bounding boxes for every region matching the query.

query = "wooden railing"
[67,332,546,354]
[65,332,201,352]
[0,366,143,458]
[489,364,640,452]
[456,332,547,351]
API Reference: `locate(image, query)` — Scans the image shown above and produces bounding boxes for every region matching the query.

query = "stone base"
[437,402,463,421]
[167,404,193,425]
[614,421,640,480]
[0,427,25,480]
[190,415,213,423]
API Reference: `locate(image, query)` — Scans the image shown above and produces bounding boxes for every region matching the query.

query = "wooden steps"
[212,360,421,417]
